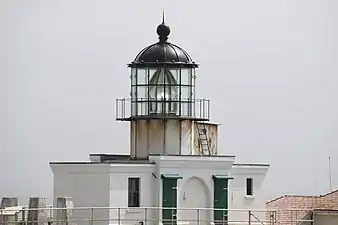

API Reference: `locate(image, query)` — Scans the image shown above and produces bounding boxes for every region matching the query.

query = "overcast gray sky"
[1,0,338,205]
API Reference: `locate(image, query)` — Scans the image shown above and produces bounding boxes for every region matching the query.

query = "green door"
[213,175,231,225]
[161,174,182,225]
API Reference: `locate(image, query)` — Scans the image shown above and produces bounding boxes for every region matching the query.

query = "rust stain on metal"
[135,120,148,158]
[194,122,218,155]
[180,120,192,155]
[163,120,166,154]
[149,120,165,154]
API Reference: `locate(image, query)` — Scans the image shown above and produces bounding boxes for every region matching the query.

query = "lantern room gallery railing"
[115,98,210,121]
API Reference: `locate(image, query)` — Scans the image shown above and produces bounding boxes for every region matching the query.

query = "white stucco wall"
[149,155,235,224]
[51,163,156,225]
[149,155,269,224]
[51,164,111,225]
[51,156,269,225]
[229,164,269,223]
[108,164,156,225]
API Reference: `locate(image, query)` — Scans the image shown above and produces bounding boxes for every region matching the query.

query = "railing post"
[199,99,203,118]
[123,99,126,118]
[118,208,121,225]
[203,99,205,119]
[197,209,200,225]
[208,100,210,119]
[90,208,94,225]
[115,99,118,119]
[144,208,147,225]
[248,210,251,225]
[22,209,26,225]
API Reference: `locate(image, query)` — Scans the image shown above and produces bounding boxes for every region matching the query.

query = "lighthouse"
[50,17,270,225]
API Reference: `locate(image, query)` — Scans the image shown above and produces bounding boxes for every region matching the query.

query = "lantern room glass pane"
[181,86,192,101]
[131,68,137,85]
[137,102,148,115]
[137,86,148,100]
[169,68,180,84]
[131,86,137,101]
[137,68,148,85]
[180,68,192,85]
[131,102,137,116]
[192,68,196,84]
[181,102,192,117]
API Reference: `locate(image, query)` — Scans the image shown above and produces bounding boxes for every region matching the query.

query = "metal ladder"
[197,122,211,155]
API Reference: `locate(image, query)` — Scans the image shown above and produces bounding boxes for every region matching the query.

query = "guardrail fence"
[0,207,314,225]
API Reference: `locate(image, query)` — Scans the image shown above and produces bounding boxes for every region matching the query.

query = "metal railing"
[0,207,314,225]
[115,98,210,121]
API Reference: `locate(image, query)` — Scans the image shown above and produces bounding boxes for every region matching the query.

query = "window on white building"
[128,177,140,207]
[246,178,253,196]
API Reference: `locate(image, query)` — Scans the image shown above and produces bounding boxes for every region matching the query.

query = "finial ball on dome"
[157,23,170,42]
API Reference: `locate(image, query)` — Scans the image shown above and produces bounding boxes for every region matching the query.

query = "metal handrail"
[115,97,210,120]
[0,207,315,225]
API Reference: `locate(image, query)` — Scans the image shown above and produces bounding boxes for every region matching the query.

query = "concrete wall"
[50,156,269,225]
[229,165,269,223]
[109,164,156,225]
[150,156,269,224]
[150,155,234,224]
[51,164,110,225]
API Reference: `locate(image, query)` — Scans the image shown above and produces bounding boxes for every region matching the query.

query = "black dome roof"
[134,42,193,63]
[129,18,197,68]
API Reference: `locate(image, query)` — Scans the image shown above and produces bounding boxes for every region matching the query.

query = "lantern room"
[116,18,210,121]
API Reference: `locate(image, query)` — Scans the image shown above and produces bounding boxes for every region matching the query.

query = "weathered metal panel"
[130,121,137,158]
[181,120,193,155]
[165,120,180,155]
[194,122,218,155]
[148,120,165,155]
[135,120,149,158]
[132,120,210,157]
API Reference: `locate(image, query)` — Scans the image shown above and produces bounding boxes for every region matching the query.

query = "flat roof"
[50,154,153,165]
[233,163,270,167]
[50,154,269,167]
[148,153,235,158]
[49,160,154,165]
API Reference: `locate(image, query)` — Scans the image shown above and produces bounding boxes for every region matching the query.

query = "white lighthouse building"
[50,18,269,225]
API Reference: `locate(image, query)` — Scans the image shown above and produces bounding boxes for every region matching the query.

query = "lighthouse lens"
[149,68,178,114]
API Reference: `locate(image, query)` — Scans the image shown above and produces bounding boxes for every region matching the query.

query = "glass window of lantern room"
[135,68,149,116]
[180,68,192,85]
[180,68,193,117]
[131,68,137,85]
[191,68,196,117]
[169,68,180,101]
[137,68,148,85]
[192,68,196,95]
[131,68,137,116]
